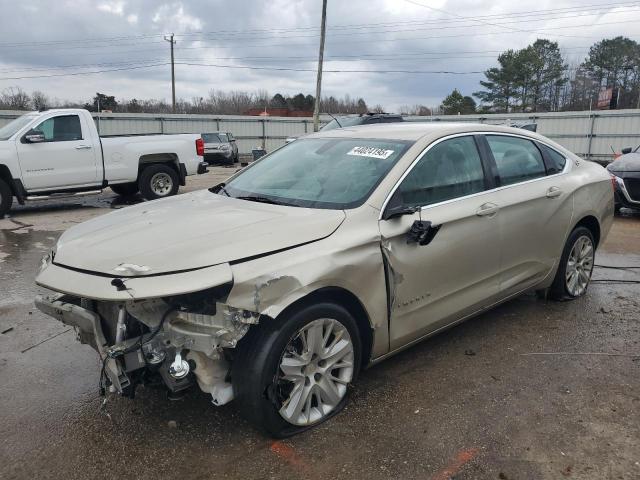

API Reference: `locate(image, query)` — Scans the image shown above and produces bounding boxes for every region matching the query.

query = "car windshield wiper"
[236,195,292,206]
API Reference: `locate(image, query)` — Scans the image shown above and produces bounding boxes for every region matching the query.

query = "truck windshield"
[222,137,412,209]
[0,113,38,141]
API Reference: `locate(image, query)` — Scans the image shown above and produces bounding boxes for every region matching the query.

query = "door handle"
[546,186,562,198]
[476,202,499,217]
[75,144,92,150]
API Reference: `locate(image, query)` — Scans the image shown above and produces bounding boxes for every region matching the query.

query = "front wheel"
[550,226,595,300]
[0,178,13,219]
[232,303,361,437]
[139,164,179,200]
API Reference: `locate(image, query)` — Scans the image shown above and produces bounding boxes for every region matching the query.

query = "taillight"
[195,138,204,156]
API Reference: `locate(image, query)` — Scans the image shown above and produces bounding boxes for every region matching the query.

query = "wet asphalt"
[0,169,639,480]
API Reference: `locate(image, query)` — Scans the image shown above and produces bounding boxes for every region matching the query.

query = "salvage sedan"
[35,123,614,437]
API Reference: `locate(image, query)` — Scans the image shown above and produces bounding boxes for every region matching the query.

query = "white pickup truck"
[0,108,208,217]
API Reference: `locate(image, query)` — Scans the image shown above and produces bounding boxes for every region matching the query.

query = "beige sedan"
[35,123,614,437]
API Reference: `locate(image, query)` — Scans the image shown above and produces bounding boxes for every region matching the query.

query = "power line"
[175,62,485,74]
[0,63,169,80]
[2,4,639,52]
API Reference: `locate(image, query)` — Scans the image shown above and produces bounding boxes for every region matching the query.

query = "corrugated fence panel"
[1,109,639,161]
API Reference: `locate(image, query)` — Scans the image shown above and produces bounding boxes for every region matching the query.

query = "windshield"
[222,137,412,209]
[0,113,38,141]
[202,133,223,143]
[320,116,365,132]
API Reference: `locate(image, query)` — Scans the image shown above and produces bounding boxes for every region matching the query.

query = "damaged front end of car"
[35,278,262,405]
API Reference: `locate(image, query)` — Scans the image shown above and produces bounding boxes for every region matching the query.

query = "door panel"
[495,176,573,294]
[16,114,99,191]
[484,135,573,294]
[380,193,502,349]
[379,135,501,350]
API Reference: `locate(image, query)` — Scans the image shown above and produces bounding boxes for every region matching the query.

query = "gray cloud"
[0,0,638,110]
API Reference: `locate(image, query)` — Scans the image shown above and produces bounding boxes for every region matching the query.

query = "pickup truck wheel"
[232,303,361,438]
[110,182,139,197]
[0,178,13,219]
[139,165,179,200]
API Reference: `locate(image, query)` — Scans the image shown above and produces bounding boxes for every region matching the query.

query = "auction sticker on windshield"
[347,146,395,159]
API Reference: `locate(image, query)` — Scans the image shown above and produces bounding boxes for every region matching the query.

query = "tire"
[614,203,622,215]
[139,164,179,200]
[232,302,361,438]
[110,182,139,197]
[0,178,13,219]
[549,226,595,301]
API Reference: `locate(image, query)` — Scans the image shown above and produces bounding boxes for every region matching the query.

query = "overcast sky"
[0,0,638,111]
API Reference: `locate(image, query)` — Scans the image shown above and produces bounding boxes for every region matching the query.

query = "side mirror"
[23,129,45,143]
[621,147,632,155]
[382,192,419,220]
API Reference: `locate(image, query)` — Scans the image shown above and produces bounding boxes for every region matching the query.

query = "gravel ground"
[1,169,639,480]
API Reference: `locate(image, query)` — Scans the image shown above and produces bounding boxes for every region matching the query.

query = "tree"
[270,93,287,108]
[582,36,640,109]
[475,40,568,112]
[31,90,50,111]
[289,93,307,110]
[85,92,118,112]
[125,98,143,113]
[0,87,31,110]
[441,89,476,115]
[474,50,520,112]
[522,39,567,112]
[400,104,431,116]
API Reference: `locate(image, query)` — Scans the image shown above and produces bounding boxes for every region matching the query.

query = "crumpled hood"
[607,153,640,173]
[54,190,346,276]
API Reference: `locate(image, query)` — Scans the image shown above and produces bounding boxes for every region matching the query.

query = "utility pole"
[164,33,176,113]
[313,0,327,132]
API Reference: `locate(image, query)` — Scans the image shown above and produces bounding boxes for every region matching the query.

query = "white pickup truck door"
[16,113,100,191]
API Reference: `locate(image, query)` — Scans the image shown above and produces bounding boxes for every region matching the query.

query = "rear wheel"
[550,226,595,300]
[0,178,13,219]
[232,303,361,438]
[110,182,139,197]
[139,164,179,200]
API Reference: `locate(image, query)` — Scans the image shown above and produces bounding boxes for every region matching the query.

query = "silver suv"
[202,132,238,165]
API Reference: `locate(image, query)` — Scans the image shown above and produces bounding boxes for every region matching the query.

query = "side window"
[396,136,486,208]
[486,135,546,186]
[539,144,567,174]
[33,115,82,142]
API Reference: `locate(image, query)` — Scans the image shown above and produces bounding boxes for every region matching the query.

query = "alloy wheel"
[565,235,594,296]
[276,318,354,426]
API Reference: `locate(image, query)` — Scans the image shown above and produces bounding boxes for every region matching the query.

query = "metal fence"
[2,109,639,162]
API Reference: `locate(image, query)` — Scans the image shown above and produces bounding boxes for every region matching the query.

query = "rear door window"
[486,135,546,186]
[539,144,567,174]
[396,136,487,207]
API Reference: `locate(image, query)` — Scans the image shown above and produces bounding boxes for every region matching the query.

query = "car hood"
[53,190,346,276]
[607,153,640,173]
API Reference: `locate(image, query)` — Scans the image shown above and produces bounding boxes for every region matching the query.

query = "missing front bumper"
[34,293,259,405]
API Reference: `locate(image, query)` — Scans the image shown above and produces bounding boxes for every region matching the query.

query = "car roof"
[309,122,544,142]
